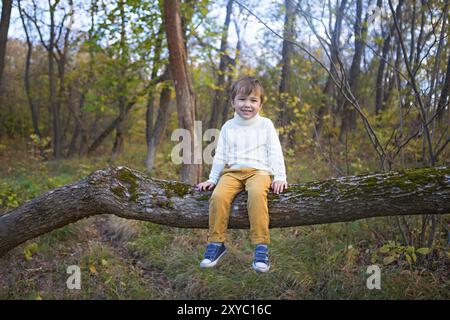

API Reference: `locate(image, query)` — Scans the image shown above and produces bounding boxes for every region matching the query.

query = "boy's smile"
[232,89,262,120]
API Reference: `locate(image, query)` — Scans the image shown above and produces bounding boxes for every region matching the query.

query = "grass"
[0,140,448,299]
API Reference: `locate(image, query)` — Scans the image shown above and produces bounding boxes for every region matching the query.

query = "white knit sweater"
[207,112,287,184]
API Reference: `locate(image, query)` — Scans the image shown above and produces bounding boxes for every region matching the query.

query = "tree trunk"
[436,54,450,122]
[67,120,79,157]
[0,0,11,140]
[375,0,404,115]
[278,0,296,147]
[163,0,201,184]
[220,32,241,127]
[338,0,366,142]
[0,0,12,94]
[48,1,62,159]
[313,0,347,139]
[146,71,172,173]
[88,110,126,157]
[0,166,449,257]
[208,0,233,130]
[67,88,89,157]
[145,25,165,173]
[111,121,124,161]
[111,0,127,162]
[18,0,41,139]
[87,76,163,156]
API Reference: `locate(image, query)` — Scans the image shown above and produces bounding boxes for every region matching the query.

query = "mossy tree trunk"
[0,166,449,257]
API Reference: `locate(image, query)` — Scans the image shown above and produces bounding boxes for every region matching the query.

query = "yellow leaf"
[89,263,97,274]
[383,255,396,265]
[416,248,430,255]
[23,243,39,261]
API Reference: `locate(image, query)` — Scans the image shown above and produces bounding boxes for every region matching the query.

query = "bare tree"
[235,0,387,170]
[24,0,68,159]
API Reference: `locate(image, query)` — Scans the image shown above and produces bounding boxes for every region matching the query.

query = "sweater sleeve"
[207,124,227,184]
[267,120,287,182]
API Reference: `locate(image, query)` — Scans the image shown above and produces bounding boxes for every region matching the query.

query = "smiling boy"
[196,76,288,272]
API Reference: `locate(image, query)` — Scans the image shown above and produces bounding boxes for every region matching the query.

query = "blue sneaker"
[252,244,270,272]
[200,242,227,268]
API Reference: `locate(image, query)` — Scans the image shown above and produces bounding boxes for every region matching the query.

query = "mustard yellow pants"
[208,167,272,245]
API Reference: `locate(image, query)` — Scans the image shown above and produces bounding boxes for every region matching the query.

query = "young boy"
[196,76,288,273]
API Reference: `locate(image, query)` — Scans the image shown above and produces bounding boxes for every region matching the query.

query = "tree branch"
[1,166,449,257]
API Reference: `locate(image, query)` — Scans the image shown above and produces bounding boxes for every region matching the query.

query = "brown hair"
[230,76,265,104]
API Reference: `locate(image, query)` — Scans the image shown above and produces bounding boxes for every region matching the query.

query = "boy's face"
[232,89,262,120]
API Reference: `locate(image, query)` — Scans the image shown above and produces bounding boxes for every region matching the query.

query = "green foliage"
[28,134,52,160]
[374,241,432,267]
[23,243,39,261]
[0,182,19,209]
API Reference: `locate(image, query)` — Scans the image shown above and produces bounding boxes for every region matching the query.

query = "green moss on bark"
[155,199,175,209]
[159,181,192,198]
[111,185,126,198]
[195,195,210,201]
[116,167,139,202]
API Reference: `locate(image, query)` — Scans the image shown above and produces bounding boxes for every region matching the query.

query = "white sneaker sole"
[200,249,227,268]
[252,262,270,273]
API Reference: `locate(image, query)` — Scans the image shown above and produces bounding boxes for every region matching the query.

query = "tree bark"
[313,0,347,138]
[1,166,449,257]
[338,0,366,142]
[163,0,201,184]
[375,0,404,115]
[145,25,165,173]
[0,0,12,94]
[436,54,450,122]
[87,76,163,156]
[18,0,41,139]
[220,27,241,127]
[208,0,233,130]
[48,0,62,159]
[146,70,172,173]
[278,0,297,147]
[111,0,127,162]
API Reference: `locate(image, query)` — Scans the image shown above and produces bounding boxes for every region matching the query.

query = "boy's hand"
[196,181,216,191]
[271,180,288,194]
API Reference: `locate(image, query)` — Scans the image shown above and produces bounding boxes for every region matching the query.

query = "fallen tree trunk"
[1,166,449,256]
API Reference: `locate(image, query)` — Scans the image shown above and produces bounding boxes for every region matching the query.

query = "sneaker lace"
[254,246,269,264]
[204,244,220,260]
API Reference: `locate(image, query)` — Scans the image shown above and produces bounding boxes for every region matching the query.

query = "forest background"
[0,0,448,299]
